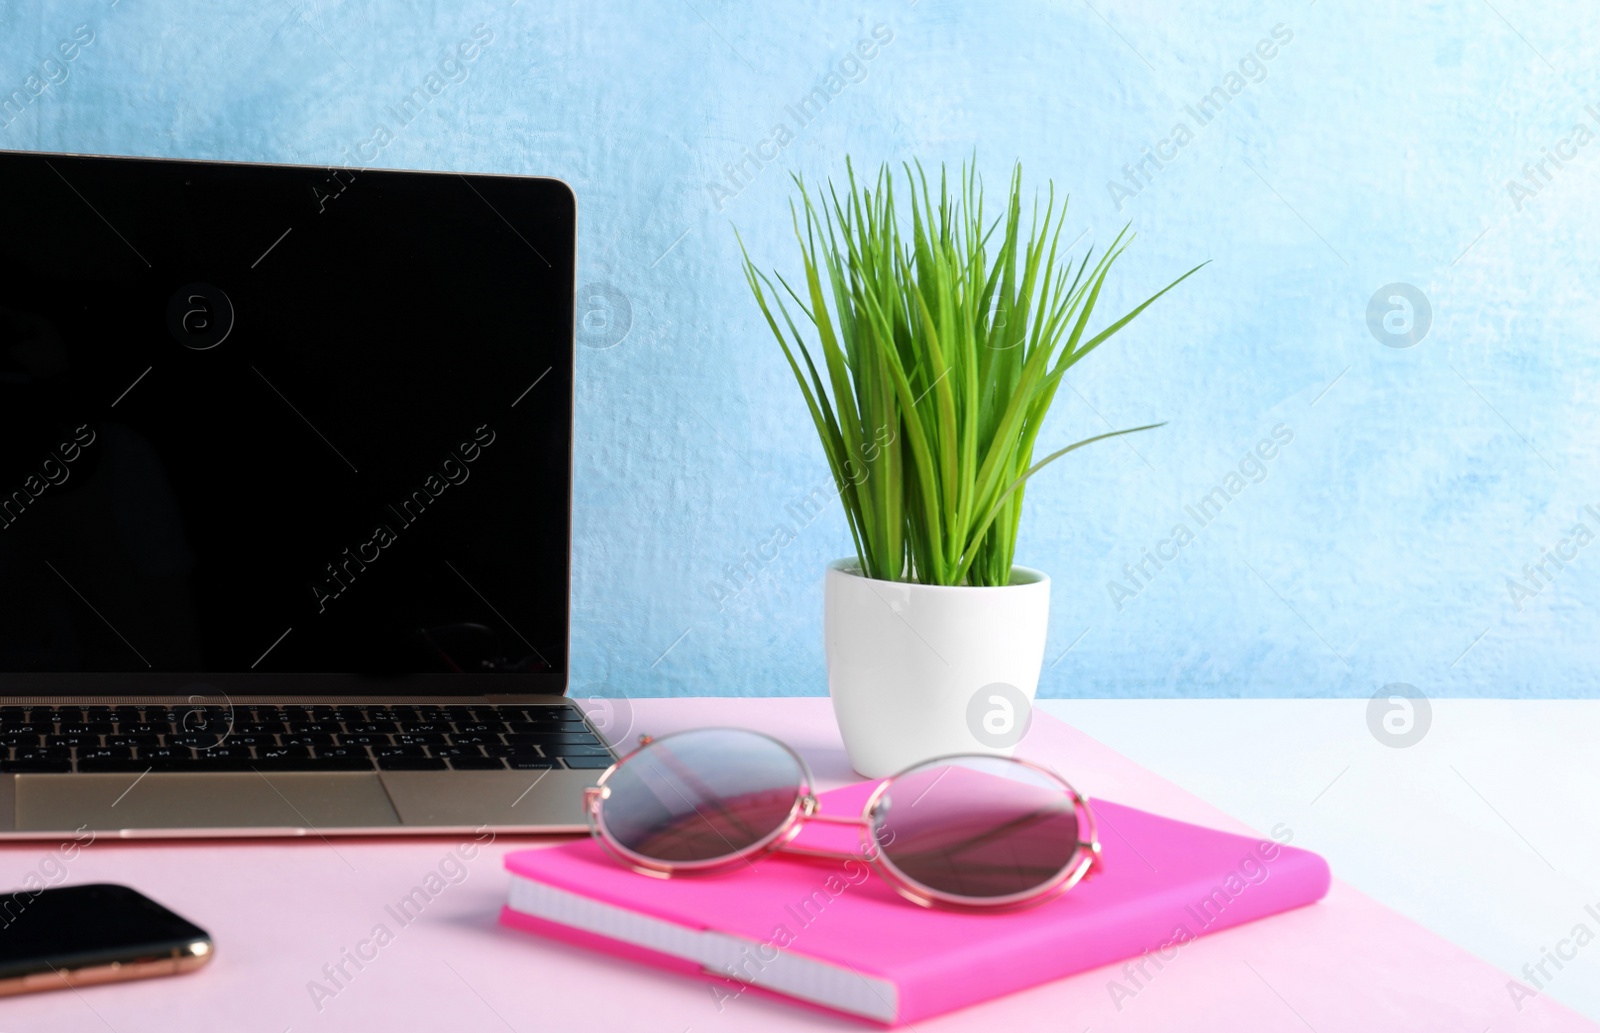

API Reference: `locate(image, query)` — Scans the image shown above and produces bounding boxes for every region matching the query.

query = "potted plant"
[741,160,1202,777]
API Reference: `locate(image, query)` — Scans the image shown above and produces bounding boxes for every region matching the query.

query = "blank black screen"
[0,883,207,976]
[0,151,573,693]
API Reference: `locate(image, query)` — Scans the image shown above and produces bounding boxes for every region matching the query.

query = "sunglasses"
[582,727,1101,911]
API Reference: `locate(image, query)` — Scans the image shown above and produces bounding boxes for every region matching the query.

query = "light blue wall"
[5,0,1597,698]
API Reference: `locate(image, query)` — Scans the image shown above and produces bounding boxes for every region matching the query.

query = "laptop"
[0,149,611,837]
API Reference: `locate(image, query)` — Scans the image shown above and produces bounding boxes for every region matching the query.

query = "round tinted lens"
[599,729,807,865]
[872,757,1080,901]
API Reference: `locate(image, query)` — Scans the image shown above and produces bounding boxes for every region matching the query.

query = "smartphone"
[0,883,212,996]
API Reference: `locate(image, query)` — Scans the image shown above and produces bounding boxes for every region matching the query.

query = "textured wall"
[4,0,1596,698]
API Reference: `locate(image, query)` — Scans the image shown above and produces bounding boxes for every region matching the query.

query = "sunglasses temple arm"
[772,841,860,861]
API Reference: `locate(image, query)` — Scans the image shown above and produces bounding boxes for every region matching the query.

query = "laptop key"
[499,721,592,737]
[540,743,613,757]
[510,709,581,725]
[1,759,73,773]
[15,747,72,761]
[168,733,232,748]
[394,733,449,745]
[377,756,447,770]
[192,746,253,760]
[107,733,163,748]
[411,710,451,722]
[256,746,312,760]
[45,734,102,747]
[504,731,603,745]
[504,724,597,739]
[374,745,427,758]
[505,757,561,770]
[139,747,195,762]
[281,722,338,734]
[561,756,614,769]
[76,758,151,773]
[215,734,274,747]
[343,721,398,734]
[317,747,371,760]
[396,722,449,734]
[180,714,232,728]
[77,747,135,761]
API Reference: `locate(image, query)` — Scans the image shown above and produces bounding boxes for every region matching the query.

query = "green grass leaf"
[742,159,1200,585]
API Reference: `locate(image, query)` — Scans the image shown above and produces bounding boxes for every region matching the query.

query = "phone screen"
[0,883,210,980]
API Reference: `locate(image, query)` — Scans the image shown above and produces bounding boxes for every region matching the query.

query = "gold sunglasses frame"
[581,727,1100,912]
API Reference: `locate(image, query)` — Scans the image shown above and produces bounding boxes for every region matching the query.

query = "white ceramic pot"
[823,559,1051,778]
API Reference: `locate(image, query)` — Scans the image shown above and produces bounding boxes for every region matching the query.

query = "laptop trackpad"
[378,768,594,828]
[12,773,402,833]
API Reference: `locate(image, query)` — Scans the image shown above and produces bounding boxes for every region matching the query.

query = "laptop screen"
[0,152,574,695]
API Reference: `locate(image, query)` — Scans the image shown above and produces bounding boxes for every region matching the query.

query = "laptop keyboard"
[0,704,615,775]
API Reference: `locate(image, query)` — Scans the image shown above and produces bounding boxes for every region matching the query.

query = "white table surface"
[1037,698,1600,1022]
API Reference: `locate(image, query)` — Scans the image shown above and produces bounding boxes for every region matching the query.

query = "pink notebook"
[499,779,1331,1026]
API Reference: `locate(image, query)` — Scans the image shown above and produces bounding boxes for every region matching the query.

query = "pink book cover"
[498,779,1332,1026]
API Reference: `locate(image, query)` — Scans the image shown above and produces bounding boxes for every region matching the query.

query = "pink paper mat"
[0,697,1589,1032]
